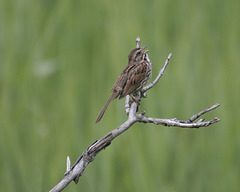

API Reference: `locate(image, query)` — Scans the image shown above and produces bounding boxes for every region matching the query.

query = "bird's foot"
[131,95,141,105]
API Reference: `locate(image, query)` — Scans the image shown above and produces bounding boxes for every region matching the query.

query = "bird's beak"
[141,46,149,54]
[141,46,147,51]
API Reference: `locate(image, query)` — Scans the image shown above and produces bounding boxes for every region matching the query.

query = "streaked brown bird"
[96,46,152,123]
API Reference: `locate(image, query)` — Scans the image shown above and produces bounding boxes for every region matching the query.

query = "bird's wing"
[119,61,148,99]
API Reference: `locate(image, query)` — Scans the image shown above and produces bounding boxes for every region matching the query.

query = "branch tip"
[136,37,141,48]
[64,156,71,175]
[187,103,220,123]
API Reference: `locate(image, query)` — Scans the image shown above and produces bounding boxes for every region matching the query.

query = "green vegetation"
[0,0,239,191]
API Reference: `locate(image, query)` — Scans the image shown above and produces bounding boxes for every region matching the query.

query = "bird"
[96,46,152,123]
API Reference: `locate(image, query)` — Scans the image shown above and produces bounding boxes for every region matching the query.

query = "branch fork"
[49,37,220,192]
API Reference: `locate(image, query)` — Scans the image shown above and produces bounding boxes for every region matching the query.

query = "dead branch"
[49,37,220,192]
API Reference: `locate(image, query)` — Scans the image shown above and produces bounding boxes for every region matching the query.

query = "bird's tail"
[95,91,118,123]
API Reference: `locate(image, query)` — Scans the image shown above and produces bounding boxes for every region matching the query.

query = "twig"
[142,52,172,92]
[49,37,220,192]
[136,37,141,48]
[186,103,220,123]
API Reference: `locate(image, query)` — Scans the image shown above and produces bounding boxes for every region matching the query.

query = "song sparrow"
[96,46,152,123]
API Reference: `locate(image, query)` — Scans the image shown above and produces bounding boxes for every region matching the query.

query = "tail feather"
[96,91,118,123]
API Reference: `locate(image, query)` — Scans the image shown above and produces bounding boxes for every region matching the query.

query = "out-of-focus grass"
[0,0,239,191]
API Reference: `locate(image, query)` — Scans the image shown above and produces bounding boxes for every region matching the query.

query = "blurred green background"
[0,0,239,191]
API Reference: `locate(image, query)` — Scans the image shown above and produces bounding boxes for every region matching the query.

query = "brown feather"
[95,91,119,123]
[120,61,149,98]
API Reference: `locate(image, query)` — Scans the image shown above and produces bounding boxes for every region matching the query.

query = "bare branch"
[50,119,137,192]
[142,52,172,92]
[49,37,220,192]
[186,103,220,123]
[136,37,141,48]
[125,95,130,115]
[49,102,220,192]
[138,113,220,128]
